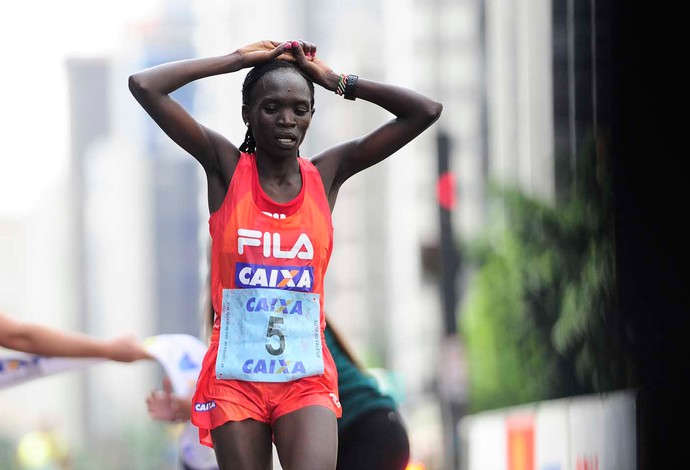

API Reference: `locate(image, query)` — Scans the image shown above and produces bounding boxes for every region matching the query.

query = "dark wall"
[608,1,685,467]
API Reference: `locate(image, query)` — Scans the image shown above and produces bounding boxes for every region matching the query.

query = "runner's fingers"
[290,41,308,63]
[299,40,316,59]
[270,41,291,59]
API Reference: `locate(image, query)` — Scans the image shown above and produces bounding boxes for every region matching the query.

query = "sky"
[0,0,160,216]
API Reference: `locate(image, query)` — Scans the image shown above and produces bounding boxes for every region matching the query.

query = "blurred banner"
[143,334,206,396]
[0,355,103,389]
[458,390,637,470]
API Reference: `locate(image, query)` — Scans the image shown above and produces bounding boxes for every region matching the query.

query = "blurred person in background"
[129,39,441,469]
[147,318,409,470]
[16,417,70,470]
[326,320,409,470]
[0,311,150,362]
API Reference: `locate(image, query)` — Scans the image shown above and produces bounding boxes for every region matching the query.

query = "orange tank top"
[209,153,333,332]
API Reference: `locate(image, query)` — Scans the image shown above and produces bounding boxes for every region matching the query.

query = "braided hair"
[239,60,315,154]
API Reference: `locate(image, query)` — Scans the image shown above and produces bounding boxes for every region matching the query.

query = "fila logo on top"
[237,229,314,260]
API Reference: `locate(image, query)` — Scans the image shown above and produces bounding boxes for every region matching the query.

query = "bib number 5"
[265,316,286,356]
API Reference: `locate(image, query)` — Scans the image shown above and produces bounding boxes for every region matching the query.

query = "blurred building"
[65,54,157,439]
[483,0,604,202]
[133,0,204,338]
[66,0,206,440]
[484,0,555,201]
[0,0,204,461]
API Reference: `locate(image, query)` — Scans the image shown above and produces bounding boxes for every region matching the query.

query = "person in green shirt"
[325,321,410,469]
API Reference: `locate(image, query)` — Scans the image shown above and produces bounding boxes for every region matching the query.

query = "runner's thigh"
[211,419,273,470]
[273,405,338,470]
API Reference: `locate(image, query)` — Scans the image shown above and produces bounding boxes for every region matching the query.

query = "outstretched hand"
[105,334,152,362]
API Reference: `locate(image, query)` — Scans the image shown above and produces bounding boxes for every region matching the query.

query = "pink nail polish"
[285,42,292,49]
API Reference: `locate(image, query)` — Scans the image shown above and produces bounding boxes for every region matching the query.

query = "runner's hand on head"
[236,40,294,68]
[288,40,334,89]
[294,39,317,59]
[106,334,152,362]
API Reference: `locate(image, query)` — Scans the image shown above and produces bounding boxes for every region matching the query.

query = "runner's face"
[243,69,314,158]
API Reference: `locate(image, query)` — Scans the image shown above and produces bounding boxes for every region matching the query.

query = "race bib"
[216,288,323,382]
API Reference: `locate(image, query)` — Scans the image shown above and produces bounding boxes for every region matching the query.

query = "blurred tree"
[460,136,632,412]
